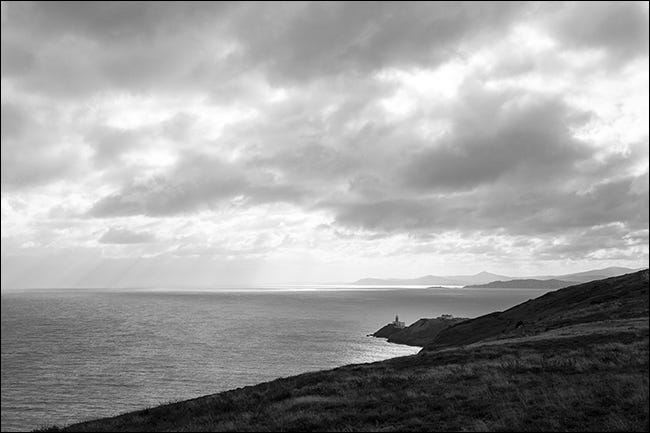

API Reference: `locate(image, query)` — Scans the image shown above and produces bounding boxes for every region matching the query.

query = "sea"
[1,286,552,432]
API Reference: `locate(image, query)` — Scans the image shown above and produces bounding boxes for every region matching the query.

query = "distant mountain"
[352,266,640,287]
[465,279,575,289]
[444,271,510,285]
[353,271,509,286]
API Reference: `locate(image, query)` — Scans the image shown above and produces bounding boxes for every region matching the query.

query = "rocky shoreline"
[371,315,468,347]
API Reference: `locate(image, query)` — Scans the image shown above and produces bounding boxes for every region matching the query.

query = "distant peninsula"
[351,266,640,287]
[464,279,575,289]
[352,271,507,286]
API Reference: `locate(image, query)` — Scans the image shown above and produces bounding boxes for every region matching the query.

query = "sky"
[1,1,648,288]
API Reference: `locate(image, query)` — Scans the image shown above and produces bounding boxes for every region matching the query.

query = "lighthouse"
[392,315,405,329]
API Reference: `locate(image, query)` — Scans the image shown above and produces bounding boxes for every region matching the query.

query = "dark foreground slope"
[42,271,649,432]
[425,269,649,351]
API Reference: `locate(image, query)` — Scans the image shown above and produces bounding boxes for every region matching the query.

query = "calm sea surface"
[1,286,551,431]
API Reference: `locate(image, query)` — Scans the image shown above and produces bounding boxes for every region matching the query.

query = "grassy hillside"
[40,270,649,432]
[551,266,642,283]
[425,269,648,351]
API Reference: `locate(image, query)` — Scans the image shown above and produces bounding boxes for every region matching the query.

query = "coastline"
[41,318,649,432]
[37,270,649,432]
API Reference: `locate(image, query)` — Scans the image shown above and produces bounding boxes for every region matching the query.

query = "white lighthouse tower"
[392,315,405,328]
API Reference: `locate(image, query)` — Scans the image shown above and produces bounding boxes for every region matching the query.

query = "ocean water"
[1,286,551,432]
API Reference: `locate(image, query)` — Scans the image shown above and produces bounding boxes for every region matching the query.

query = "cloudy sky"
[1,2,648,288]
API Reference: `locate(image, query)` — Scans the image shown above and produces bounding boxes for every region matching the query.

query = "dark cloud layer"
[547,1,649,63]
[332,170,648,236]
[1,101,82,188]
[88,153,306,217]
[3,2,647,98]
[401,89,593,191]
[231,2,527,83]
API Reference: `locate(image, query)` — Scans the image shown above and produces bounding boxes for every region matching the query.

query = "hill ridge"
[424,269,649,351]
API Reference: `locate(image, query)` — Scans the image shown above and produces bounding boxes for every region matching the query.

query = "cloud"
[228,2,527,83]
[1,102,84,189]
[319,80,646,241]
[1,2,648,285]
[98,227,156,244]
[331,170,648,236]
[2,2,647,101]
[0,102,28,140]
[546,1,649,64]
[87,152,306,217]
[535,223,648,260]
[400,87,594,191]
[0,2,527,98]
[85,125,145,166]
[1,2,235,98]
[88,157,247,217]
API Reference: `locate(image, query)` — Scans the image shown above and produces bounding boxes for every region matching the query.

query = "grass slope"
[426,270,649,350]
[40,270,649,432]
